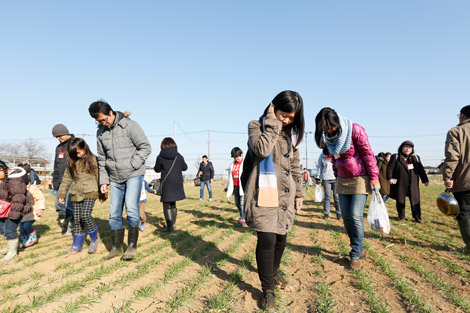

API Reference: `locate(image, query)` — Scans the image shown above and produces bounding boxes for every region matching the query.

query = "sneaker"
[273,270,288,289]
[209,198,213,202]
[262,289,276,313]
[323,214,330,220]
[199,198,203,201]
[337,214,343,221]
[415,219,422,223]
[139,222,145,232]
[237,218,247,227]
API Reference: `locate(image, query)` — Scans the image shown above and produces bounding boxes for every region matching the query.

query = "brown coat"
[243,118,304,235]
[443,119,470,193]
[58,158,100,202]
[377,157,390,195]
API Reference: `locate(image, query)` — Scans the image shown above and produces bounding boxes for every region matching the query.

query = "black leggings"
[256,232,287,291]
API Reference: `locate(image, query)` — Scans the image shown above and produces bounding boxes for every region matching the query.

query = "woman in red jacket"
[315,108,379,270]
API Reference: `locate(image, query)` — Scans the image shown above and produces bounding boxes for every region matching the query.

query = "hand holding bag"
[367,191,391,234]
[0,200,12,218]
[315,185,324,203]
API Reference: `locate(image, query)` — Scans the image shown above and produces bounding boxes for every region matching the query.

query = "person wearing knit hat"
[51,124,75,236]
[386,140,429,223]
[52,124,70,137]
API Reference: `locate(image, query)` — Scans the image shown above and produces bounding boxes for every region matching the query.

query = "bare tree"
[194,156,201,174]
[6,143,23,164]
[23,138,46,163]
[0,142,12,158]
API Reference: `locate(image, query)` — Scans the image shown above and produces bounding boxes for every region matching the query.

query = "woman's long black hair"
[66,138,97,179]
[0,160,11,201]
[314,107,341,148]
[263,90,305,146]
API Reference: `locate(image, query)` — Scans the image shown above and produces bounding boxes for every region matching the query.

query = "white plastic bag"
[367,191,391,234]
[315,185,324,203]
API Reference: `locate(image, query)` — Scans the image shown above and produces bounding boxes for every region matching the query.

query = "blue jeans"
[322,180,341,216]
[200,180,213,199]
[20,221,35,236]
[233,186,245,219]
[0,218,20,240]
[109,175,143,230]
[55,188,73,217]
[381,194,389,203]
[338,194,368,260]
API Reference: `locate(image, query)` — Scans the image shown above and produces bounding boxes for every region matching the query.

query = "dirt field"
[1,177,469,313]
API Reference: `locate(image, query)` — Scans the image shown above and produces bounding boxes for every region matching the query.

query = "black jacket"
[52,135,74,190]
[386,153,428,205]
[198,161,214,181]
[154,148,188,203]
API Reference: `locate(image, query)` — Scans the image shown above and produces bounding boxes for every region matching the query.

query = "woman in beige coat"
[243,90,304,312]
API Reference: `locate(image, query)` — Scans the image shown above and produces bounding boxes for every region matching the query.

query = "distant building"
[2,156,52,182]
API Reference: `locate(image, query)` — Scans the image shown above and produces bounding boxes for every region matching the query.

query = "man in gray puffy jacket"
[89,100,151,261]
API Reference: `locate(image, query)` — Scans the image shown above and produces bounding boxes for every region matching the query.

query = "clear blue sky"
[1,1,469,174]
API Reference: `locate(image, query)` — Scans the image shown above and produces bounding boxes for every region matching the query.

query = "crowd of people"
[0,95,469,312]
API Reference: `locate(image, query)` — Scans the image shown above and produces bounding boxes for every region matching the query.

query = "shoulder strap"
[161,156,178,186]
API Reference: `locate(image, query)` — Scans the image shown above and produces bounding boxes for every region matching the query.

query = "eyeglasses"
[95,115,109,125]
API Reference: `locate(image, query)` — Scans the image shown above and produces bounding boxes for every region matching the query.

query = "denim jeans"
[233,186,245,219]
[20,221,35,236]
[55,188,73,217]
[338,194,368,260]
[200,180,213,199]
[109,175,143,230]
[0,218,20,240]
[322,180,340,216]
[381,194,390,203]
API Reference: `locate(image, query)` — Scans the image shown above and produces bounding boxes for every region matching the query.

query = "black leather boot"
[103,228,125,260]
[163,208,174,231]
[122,227,139,261]
[170,206,177,229]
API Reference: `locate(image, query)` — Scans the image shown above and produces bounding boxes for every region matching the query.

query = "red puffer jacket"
[0,168,32,220]
[332,123,379,180]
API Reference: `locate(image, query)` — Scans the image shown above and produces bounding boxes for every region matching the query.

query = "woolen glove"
[370,179,380,193]
[295,198,303,212]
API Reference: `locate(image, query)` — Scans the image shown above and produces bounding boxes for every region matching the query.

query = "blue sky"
[1,1,469,174]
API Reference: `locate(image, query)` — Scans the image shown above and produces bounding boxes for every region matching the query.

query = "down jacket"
[332,123,379,181]
[0,167,31,220]
[96,111,151,185]
[243,118,304,235]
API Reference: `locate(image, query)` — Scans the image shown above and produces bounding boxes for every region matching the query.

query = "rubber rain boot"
[122,227,139,261]
[457,219,470,254]
[24,230,38,247]
[170,207,178,230]
[87,227,99,254]
[103,228,125,260]
[62,233,86,254]
[0,239,18,262]
[19,234,29,249]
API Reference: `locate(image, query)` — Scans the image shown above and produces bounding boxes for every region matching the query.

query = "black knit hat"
[52,124,70,137]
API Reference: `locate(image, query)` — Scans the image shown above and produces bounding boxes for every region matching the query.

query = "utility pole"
[305,131,312,169]
[208,130,211,160]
